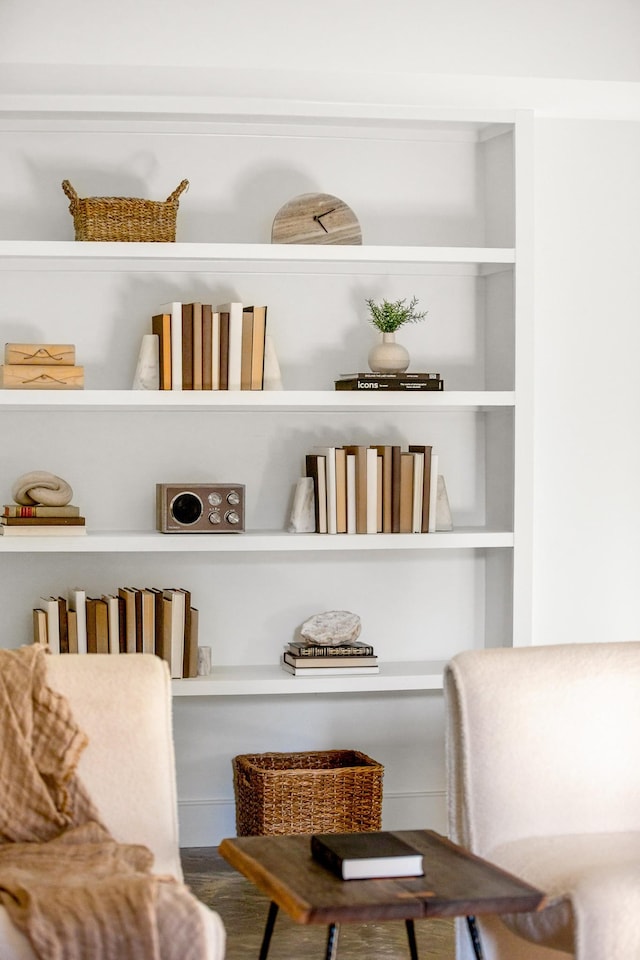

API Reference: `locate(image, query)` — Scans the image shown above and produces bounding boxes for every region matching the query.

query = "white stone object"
[197,646,212,676]
[12,471,73,506]
[288,477,316,533]
[262,335,283,390]
[300,610,362,646]
[436,474,453,531]
[132,333,160,390]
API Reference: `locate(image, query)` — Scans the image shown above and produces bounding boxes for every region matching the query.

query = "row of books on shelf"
[281,639,379,677]
[153,301,268,391]
[305,443,439,535]
[1,502,86,536]
[32,586,198,678]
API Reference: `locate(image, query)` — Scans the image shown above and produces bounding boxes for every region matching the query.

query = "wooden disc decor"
[271,193,362,245]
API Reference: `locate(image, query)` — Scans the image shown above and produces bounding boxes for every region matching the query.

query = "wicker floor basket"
[233,749,383,836]
[61,179,189,242]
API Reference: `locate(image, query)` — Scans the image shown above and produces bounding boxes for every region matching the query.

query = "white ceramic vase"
[367,331,410,373]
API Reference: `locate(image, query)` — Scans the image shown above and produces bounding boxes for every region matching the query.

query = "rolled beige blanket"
[12,471,73,507]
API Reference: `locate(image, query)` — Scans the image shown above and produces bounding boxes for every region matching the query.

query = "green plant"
[365,296,427,333]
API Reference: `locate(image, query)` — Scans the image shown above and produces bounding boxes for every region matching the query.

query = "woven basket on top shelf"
[232,749,384,836]
[61,179,189,242]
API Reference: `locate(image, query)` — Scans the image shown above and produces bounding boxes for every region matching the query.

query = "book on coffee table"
[311,831,424,880]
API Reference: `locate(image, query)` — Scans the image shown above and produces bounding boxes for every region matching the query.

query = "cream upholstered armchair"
[445,641,640,960]
[0,652,225,960]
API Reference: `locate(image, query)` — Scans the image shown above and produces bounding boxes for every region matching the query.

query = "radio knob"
[225,510,241,525]
[227,490,241,506]
[207,492,223,506]
[208,511,222,524]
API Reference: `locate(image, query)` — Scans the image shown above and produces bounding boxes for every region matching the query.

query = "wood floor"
[181,846,455,959]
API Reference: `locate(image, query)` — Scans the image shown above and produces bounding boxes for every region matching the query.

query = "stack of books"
[281,639,379,677]
[153,301,268,391]
[305,442,439,535]
[1,503,86,536]
[335,372,443,392]
[32,585,199,678]
[0,342,84,389]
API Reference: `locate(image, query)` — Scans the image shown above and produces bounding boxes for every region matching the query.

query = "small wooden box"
[0,364,84,389]
[4,343,76,365]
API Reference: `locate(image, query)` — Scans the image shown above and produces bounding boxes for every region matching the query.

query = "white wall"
[2,0,640,82]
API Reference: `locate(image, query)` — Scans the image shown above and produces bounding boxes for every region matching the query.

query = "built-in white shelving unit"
[0,92,533,838]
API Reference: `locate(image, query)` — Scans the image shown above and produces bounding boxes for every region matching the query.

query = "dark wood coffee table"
[218,829,545,960]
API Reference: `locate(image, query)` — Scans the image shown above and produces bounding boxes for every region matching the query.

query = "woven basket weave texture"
[233,749,384,836]
[61,179,189,242]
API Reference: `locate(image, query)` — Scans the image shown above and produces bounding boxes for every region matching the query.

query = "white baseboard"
[178,789,447,847]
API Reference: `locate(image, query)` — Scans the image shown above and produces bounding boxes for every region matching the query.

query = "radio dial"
[227,490,241,506]
[207,492,223,506]
[208,511,222,524]
[225,510,241,525]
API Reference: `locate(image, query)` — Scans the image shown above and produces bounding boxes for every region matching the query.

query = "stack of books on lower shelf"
[32,585,199,678]
[281,639,379,677]
[1,503,86,536]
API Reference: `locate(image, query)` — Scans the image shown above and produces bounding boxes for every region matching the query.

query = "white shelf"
[0,529,514,553]
[171,660,448,696]
[0,389,515,412]
[0,240,515,268]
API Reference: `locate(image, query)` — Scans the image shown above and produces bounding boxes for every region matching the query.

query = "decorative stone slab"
[300,610,362,646]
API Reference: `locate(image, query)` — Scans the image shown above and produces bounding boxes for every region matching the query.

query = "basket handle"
[167,179,189,203]
[61,180,79,212]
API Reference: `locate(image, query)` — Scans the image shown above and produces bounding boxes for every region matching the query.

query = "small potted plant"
[365,296,427,373]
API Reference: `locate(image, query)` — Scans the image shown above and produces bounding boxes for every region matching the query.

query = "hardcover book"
[283,651,378,668]
[151,314,172,390]
[311,831,424,880]
[287,640,375,657]
[335,377,444,392]
[281,661,379,677]
[337,372,441,380]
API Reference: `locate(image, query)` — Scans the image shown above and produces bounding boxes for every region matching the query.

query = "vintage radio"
[156,483,245,533]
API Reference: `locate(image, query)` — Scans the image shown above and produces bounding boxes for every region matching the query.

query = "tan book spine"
[240,308,254,390]
[184,607,199,678]
[249,306,267,390]
[151,314,172,390]
[33,608,48,645]
[408,444,433,533]
[0,364,84,389]
[5,343,75,365]
[372,445,393,533]
[67,610,79,653]
[3,504,80,518]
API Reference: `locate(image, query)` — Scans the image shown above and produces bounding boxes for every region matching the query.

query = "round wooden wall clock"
[271,193,362,245]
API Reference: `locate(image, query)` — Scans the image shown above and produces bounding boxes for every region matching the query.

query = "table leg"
[258,901,279,960]
[405,918,419,959]
[325,922,340,960]
[466,916,485,960]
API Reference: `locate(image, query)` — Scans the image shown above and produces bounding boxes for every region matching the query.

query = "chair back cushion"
[45,653,182,878]
[445,641,640,855]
